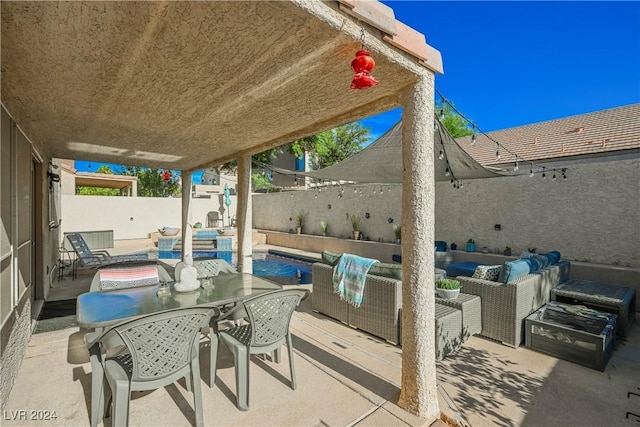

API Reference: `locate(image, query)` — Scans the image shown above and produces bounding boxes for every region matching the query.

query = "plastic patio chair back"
[93,307,218,426]
[175,257,237,281]
[213,289,308,410]
[244,289,305,348]
[113,308,212,382]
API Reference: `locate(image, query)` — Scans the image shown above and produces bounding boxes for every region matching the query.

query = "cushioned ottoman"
[446,261,482,278]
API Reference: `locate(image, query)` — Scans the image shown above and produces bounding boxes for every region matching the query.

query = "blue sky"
[77,1,639,177]
[362,0,640,141]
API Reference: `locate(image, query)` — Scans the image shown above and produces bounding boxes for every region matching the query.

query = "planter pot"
[322,232,327,237]
[296,227,302,235]
[353,231,360,240]
[465,242,476,252]
[436,288,460,300]
[395,239,401,245]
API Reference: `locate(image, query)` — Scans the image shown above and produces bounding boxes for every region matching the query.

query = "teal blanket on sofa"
[332,253,378,308]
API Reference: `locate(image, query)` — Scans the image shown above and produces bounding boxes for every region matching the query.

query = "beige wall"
[60,194,238,241]
[253,157,640,268]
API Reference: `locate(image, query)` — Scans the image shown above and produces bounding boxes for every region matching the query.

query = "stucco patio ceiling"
[1,1,440,172]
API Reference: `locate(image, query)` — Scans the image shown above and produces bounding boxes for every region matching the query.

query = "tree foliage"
[289,122,369,169]
[120,166,181,197]
[436,101,474,138]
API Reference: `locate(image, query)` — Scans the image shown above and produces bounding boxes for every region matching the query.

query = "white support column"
[236,155,253,273]
[181,171,193,262]
[397,74,439,420]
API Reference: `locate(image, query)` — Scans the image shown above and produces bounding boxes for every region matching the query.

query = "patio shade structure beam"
[181,171,193,261]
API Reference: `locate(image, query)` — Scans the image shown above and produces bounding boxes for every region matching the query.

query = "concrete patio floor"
[4,242,639,427]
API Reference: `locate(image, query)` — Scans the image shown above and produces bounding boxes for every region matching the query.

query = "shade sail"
[303,120,509,183]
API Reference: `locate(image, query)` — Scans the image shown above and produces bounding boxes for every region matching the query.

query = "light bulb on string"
[438,149,444,160]
[542,167,546,179]
[562,169,567,180]
[471,134,477,146]
[496,148,501,161]
[445,167,450,177]
[513,160,519,172]
[529,164,534,177]
[439,108,445,121]
[459,181,463,189]
[552,169,557,181]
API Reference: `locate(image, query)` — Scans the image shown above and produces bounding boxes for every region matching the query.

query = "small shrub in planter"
[436,278,461,299]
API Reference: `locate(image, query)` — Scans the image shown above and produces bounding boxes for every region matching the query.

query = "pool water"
[156,250,314,286]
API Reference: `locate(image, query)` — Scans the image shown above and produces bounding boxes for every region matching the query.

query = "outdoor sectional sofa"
[312,250,570,349]
[456,259,570,347]
[312,262,402,345]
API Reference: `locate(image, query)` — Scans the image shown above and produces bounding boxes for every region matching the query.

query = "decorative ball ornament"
[350,49,379,90]
[162,171,170,181]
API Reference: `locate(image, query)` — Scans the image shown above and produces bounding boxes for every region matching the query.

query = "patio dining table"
[77,273,282,427]
[76,273,282,329]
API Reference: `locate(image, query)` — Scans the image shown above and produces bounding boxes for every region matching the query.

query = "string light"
[542,166,546,179]
[439,109,445,121]
[445,167,450,177]
[438,149,444,160]
[562,169,567,180]
[435,89,571,181]
[552,169,557,181]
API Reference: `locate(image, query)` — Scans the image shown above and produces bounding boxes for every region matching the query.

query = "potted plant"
[436,278,461,299]
[294,212,304,234]
[504,246,512,256]
[320,220,328,237]
[348,213,361,240]
[393,224,401,244]
[465,238,476,252]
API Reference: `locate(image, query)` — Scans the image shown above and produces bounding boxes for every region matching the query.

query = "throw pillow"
[368,262,403,280]
[543,251,561,264]
[321,250,342,266]
[533,254,550,269]
[498,259,531,284]
[99,264,159,290]
[520,257,540,273]
[472,264,502,281]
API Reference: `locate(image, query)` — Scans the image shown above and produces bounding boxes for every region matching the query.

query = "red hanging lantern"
[162,170,170,182]
[350,49,379,90]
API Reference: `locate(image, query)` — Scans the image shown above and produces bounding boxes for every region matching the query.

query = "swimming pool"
[156,250,315,286]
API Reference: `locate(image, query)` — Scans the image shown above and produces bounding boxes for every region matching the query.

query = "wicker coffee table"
[551,279,636,337]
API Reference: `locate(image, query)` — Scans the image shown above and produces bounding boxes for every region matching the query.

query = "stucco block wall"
[61,195,237,241]
[253,158,640,268]
[435,158,639,267]
[253,185,403,243]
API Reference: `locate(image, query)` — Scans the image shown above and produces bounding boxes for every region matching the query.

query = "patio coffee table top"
[554,279,634,305]
[76,273,281,328]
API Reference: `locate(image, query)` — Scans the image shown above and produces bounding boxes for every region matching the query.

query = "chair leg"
[286,332,297,390]
[110,378,131,427]
[89,347,105,427]
[229,344,250,411]
[191,359,204,427]
[209,327,219,388]
[272,347,282,363]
